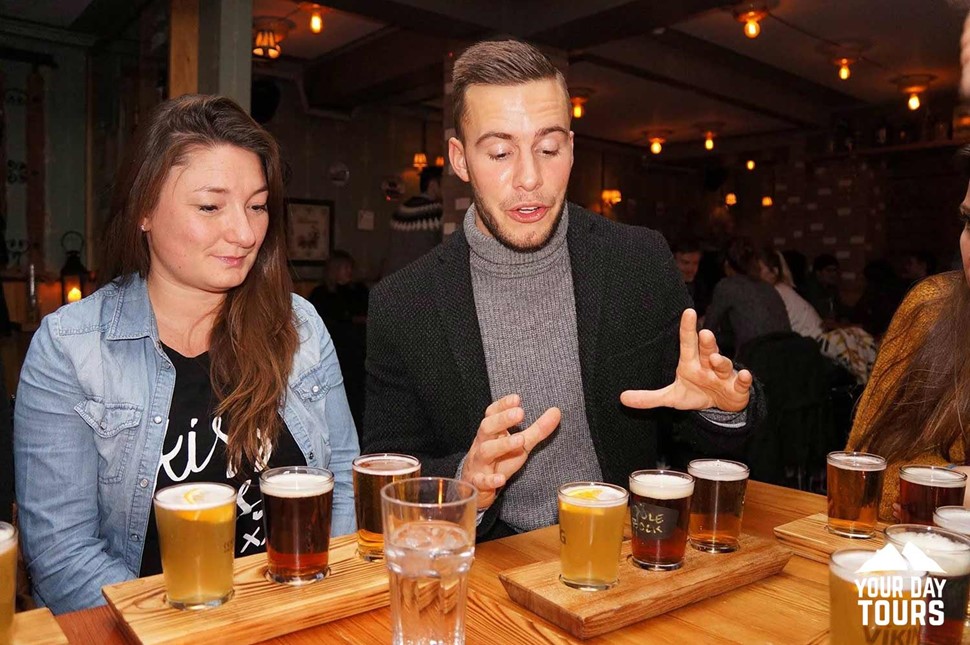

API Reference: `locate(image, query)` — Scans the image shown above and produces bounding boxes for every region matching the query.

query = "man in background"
[382,166,443,277]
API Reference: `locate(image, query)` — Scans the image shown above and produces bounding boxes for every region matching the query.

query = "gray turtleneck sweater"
[464,205,602,532]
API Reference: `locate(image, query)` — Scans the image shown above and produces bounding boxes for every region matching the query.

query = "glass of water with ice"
[381,477,478,645]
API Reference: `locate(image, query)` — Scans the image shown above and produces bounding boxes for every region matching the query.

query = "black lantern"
[61,231,87,304]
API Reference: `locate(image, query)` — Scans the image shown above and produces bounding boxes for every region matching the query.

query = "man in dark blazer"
[364,40,763,541]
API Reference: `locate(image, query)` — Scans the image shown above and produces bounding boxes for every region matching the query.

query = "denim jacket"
[14,275,359,614]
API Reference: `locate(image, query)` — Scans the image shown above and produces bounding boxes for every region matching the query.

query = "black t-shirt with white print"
[139,345,306,577]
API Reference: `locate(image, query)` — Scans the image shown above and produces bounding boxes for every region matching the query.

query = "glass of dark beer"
[899,466,967,526]
[886,524,970,645]
[353,453,421,561]
[687,459,749,553]
[826,451,886,538]
[629,469,694,571]
[259,466,334,585]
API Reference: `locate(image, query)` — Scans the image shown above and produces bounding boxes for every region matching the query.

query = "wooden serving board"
[103,534,387,645]
[498,532,791,640]
[12,607,68,644]
[773,513,888,564]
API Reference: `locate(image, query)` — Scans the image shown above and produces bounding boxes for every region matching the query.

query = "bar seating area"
[2,1,970,644]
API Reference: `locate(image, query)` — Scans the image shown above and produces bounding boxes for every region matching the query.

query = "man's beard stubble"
[472,190,566,254]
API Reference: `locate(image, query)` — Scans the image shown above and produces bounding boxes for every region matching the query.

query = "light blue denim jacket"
[14,275,359,614]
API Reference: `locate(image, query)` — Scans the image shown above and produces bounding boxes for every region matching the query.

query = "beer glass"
[886,524,970,645]
[353,453,421,561]
[687,459,749,553]
[260,466,334,584]
[899,466,967,525]
[557,482,628,590]
[829,548,923,645]
[382,477,477,645]
[934,507,970,627]
[0,523,16,644]
[826,451,886,538]
[154,482,236,609]
[629,470,694,571]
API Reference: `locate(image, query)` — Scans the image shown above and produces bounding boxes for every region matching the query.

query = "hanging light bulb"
[762,196,774,207]
[650,138,663,155]
[569,89,592,120]
[725,193,738,206]
[744,18,761,38]
[893,74,934,113]
[252,29,281,59]
[310,10,323,34]
[746,159,756,171]
[732,3,772,40]
[571,97,586,119]
[704,132,715,150]
[838,58,851,81]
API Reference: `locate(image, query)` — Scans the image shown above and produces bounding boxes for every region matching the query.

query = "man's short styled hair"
[451,39,569,141]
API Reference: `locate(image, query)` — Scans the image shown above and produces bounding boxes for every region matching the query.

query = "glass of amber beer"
[826,451,886,538]
[886,524,970,645]
[0,523,16,644]
[260,466,334,584]
[353,453,420,561]
[557,482,629,590]
[687,459,749,553]
[899,466,967,525]
[154,482,236,609]
[829,548,923,645]
[629,470,694,571]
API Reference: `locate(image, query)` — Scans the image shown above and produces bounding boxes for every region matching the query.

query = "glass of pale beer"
[687,459,749,553]
[260,466,334,584]
[826,451,886,538]
[899,466,967,525]
[353,453,420,561]
[829,548,924,645]
[154,482,236,609]
[886,524,970,645]
[557,482,629,590]
[629,470,694,571]
[0,523,16,644]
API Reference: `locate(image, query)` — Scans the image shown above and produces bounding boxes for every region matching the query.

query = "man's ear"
[449,137,470,183]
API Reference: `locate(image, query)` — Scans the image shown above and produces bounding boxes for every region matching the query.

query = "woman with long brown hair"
[14,95,358,614]
[847,159,970,521]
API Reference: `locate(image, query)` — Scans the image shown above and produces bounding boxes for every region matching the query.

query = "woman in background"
[759,248,876,384]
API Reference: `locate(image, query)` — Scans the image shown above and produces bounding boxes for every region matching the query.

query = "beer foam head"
[829,548,921,584]
[558,483,628,507]
[688,459,749,481]
[154,483,236,510]
[261,471,334,498]
[888,530,970,576]
[629,472,694,500]
[901,466,967,488]
[0,523,15,549]
[935,507,970,535]
[354,454,420,477]
[827,452,886,472]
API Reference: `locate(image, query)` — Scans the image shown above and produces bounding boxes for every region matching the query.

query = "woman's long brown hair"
[100,95,298,475]
[857,271,970,463]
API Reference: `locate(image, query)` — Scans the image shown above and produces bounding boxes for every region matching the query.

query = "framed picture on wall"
[285,198,334,266]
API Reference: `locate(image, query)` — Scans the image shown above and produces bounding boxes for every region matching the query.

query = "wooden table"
[55,481,830,644]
